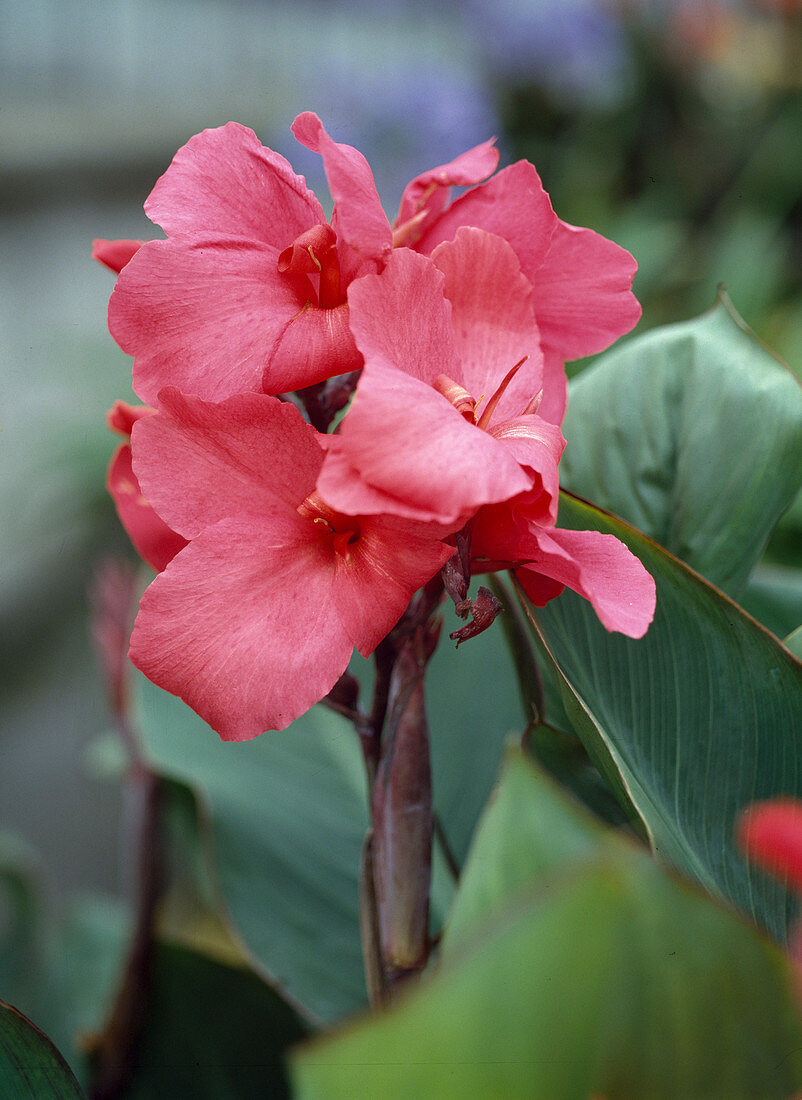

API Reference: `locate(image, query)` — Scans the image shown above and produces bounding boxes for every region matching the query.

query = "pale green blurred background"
[1,0,800,910]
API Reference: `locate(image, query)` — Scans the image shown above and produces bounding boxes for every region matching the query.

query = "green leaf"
[560,294,802,597]
[529,492,802,941]
[786,625,802,661]
[740,562,802,640]
[0,1001,85,1099]
[291,754,802,1099]
[135,675,369,1024]
[442,746,603,951]
[119,943,306,1100]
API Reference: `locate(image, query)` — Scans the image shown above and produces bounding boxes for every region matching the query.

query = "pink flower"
[127,389,452,740]
[107,117,395,404]
[317,228,565,528]
[106,401,187,573]
[470,491,657,638]
[105,113,639,417]
[738,800,802,894]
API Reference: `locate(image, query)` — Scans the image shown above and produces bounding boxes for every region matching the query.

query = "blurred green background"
[1,0,800,917]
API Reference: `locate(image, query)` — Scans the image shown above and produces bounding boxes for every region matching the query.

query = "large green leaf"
[560,295,802,597]
[135,676,370,1024]
[120,943,306,1100]
[528,492,802,941]
[0,1001,85,1099]
[292,749,802,1099]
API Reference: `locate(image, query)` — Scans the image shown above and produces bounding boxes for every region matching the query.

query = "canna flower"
[126,389,452,739]
[104,113,639,417]
[317,228,565,527]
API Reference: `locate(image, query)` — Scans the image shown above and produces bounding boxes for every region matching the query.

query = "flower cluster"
[97,113,655,741]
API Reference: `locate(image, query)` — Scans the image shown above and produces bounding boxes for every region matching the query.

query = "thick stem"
[370,633,433,986]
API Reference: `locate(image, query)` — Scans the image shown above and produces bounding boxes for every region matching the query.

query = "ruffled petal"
[107,444,187,573]
[292,112,392,263]
[264,299,364,393]
[132,389,323,538]
[431,227,544,421]
[531,220,641,360]
[516,526,656,638]
[109,237,314,403]
[145,122,325,244]
[415,161,556,280]
[333,517,453,655]
[92,238,144,274]
[129,512,353,739]
[346,248,459,387]
[319,361,532,525]
[396,137,499,230]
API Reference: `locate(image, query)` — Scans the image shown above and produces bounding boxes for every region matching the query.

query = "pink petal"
[264,299,364,393]
[539,347,568,426]
[396,138,499,229]
[132,389,323,538]
[738,800,802,894]
[145,122,325,244]
[431,227,544,422]
[292,112,392,263]
[488,415,564,523]
[109,237,316,403]
[415,161,556,281]
[107,444,187,573]
[319,361,532,525]
[107,400,151,437]
[333,516,453,655]
[531,220,641,360]
[346,249,459,387]
[92,238,144,274]
[516,526,656,638]
[129,512,354,739]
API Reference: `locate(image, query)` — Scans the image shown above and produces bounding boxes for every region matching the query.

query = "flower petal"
[264,300,364,393]
[319,361,532,525]
[145,122,324,244]
[431,227,544,422]
[516,526,656,638]
[346,248,459,387]
[129,512,353,739]
[531,220,641,360]
[132,389,323,538]
[92,238,144,274]
[292,112,392,264]
[333,517,453,655]
[107,444,187,573]
[539,347,568,426]
[415,160,556,279]
[109,237,315,403]
[488,415,564,522]
[396,137,499,229]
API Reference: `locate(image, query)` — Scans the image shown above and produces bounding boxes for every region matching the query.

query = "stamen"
[433,374,476,421]
[476,356,528,431]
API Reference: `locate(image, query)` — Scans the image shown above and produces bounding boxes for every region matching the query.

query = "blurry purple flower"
[462,0,630,104]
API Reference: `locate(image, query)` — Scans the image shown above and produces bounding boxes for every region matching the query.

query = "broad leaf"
[292,751,802,1099]
[136,676,370,1023]
[560,295,802,597]
[0,1001,85,1099]
[529,492,802,941]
